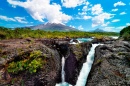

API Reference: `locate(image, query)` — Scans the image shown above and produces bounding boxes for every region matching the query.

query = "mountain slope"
[29,23,78,31]
[93,28,105,32]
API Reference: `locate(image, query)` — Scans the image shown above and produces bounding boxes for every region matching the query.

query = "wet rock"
[0,39,61,86]
[87,40,130,86]
[64,42,92,85]
[65,52,78,85]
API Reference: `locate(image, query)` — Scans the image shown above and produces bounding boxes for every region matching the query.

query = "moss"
[43,54,47,58]
[7,50,46,74]
[118,52,126,55]
[28,58,43,73]
[75,44,81,49]
[2,55,7,58]
[20,80,24,86]
[73,51,82,60]
[0,48,2,53]
[96,59,103,65]
[30,50,42,58]
[17,48,24,55]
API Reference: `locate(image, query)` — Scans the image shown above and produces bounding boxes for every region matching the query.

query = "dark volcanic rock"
[0,38,92,86]
[87,40,130,86]
[64,42,92,85]
[0,39,61,86]
[64,51,78,85]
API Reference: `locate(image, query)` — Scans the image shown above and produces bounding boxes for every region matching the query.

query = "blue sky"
[0,0,130,32]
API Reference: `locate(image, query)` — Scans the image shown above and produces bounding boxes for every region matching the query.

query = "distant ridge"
[93,28,106,32]
[28,23,79,31]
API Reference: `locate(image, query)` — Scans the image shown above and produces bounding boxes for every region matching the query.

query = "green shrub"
[0,26,119,40]
[7,50,45,74]
[28,58,43,73]
[30,50,42,58]
[7,61,24,74]
[120,26,130,41]
[122,32,130,41]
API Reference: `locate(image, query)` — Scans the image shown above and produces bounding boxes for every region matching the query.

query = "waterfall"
[75,44,101,86]
[61,56,65,82]
[56,57,72,86]
[56,43,102,86]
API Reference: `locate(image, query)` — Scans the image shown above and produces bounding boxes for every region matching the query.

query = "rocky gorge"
[87,40,130,86]
[0,38,92,86]
[0,37,130,86]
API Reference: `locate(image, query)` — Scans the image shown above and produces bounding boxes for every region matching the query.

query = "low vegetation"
[0,26,119,40]
[120,26,130,41]
[7,50,46,74]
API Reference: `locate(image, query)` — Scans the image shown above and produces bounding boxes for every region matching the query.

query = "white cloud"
[112,19,120,22]
[91,4,103,15]
[83,16,92,20]
[75,15,91,20]
[61,0,86,8]
[70,25,75,28]
[85,1,90,6]
[12,5,16,8]
[78,12,87,15]
[0,15,16,21]
[15,17,28,23]
[112,9,118,12]
[101,22,110,27]
[7,0,72,24]
[104,27,115,32]
[104,26,126,32]
[114,1,126,7]
[82,6,88,12]
[120,12,126,15]
[115,26,125,31]
[126,23,130,26]
[78,25,84,30]
[92,13,114,27]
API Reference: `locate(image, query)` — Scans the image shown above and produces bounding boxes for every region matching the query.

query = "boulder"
[87,40,130,86]
[64,42,92,85]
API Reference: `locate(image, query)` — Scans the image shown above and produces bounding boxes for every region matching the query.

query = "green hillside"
[120,26,130,41]
[0,26,119,40]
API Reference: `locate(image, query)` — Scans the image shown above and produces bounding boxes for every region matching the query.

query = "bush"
[120,26,130,41]
[7,50,45,74]
[0,26,119,39]
[28,58,43,73]
[30,50,42,58]
[7,61,25,74]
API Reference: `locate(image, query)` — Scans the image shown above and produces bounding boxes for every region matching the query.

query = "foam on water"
[75,44,101,86]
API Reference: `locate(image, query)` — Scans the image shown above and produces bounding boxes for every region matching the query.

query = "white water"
[75,44,101,86]
[109,36,118,39]
[62,57,65,82]
[56,44,101,86]
[56,57,72,86]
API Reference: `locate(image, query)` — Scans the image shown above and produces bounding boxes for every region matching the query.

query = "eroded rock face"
[0,39,61,86]
[87,40,130,86]
[64,42,92,85]
[0,38,92,86]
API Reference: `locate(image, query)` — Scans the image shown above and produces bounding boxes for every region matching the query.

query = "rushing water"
[69,38,93,44]
[56,38,100,86]
[75,44,100,86]
[61,57,65,82]
[55,57,72,86]
[109,36,118,39]
[77,38,93,43]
